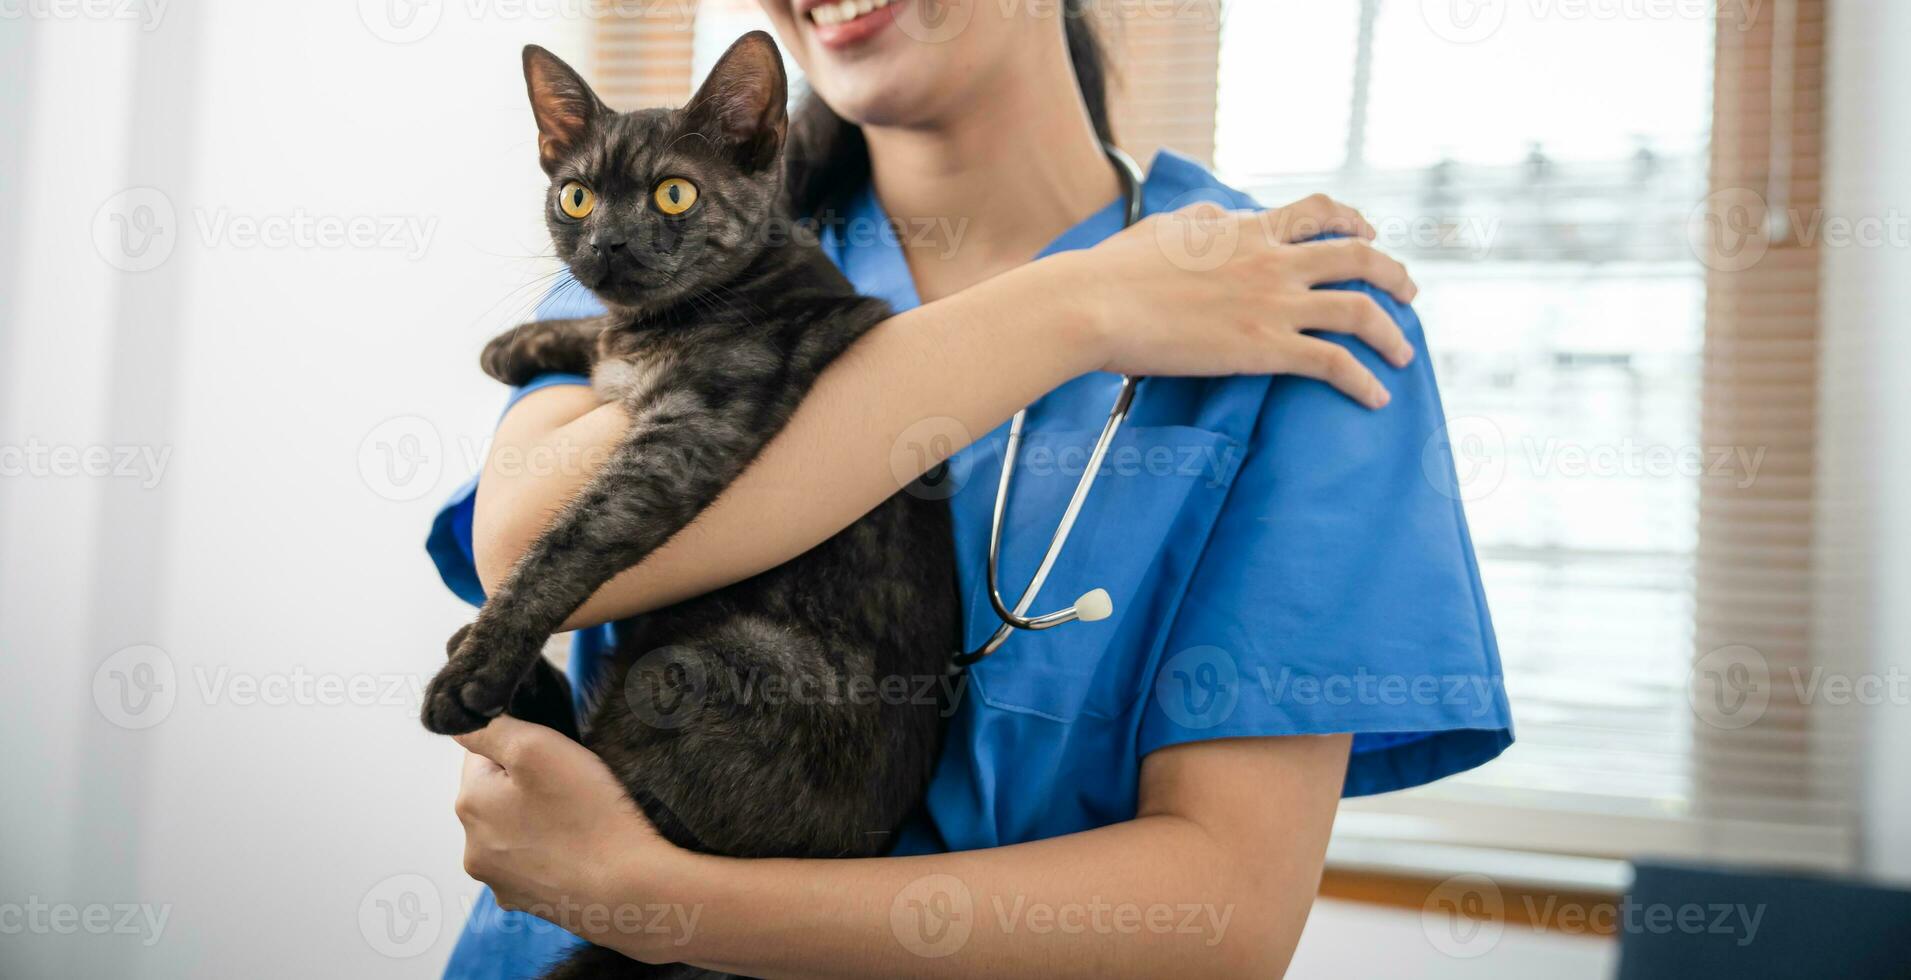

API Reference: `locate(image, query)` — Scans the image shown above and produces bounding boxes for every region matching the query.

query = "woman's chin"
[808,69,951,129]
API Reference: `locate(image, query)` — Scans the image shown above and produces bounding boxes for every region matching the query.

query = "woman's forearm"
[626,817,1289,979]
[577,734,1351,978]
[472,253,1105,629]
[473,205,1419,628]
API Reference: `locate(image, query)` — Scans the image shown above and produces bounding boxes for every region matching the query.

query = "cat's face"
[524,34,788,312]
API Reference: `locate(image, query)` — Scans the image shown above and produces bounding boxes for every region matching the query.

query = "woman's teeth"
[810,0,897,27]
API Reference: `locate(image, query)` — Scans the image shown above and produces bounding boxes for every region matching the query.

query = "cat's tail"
[539,944,738,980]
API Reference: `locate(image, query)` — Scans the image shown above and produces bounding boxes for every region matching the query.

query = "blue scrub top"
[428,150,1512,978]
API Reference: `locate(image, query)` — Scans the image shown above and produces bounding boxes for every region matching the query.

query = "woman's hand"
[1056,194,1419,408]
[452,715,693,957]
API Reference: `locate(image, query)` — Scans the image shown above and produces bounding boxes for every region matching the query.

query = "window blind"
[1687,0,1854,869]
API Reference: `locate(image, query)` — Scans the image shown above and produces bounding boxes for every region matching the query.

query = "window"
[1214,2,1848,872]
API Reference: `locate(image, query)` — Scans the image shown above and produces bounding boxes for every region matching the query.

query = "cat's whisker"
[479,269,574,334]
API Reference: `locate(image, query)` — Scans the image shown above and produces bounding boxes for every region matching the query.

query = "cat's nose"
[587,236,628,254]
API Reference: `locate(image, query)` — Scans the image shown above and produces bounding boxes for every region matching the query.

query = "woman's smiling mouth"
[804,0,907,49]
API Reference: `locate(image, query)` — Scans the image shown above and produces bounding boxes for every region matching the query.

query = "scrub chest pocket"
[960,424,1243,723]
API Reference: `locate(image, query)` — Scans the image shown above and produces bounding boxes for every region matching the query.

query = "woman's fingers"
[1248,195,1375,245]
[1288,237,1417,302]
[1278,194,1375,241]
[1281,335,1391,409]
[1291,292,1415,368]
[453,714,552,774]
[455,754,497,822]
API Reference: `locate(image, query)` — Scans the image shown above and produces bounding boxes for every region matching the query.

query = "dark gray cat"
[421,32,960,979]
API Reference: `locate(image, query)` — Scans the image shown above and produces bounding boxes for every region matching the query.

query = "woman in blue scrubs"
[429,2,1511,976]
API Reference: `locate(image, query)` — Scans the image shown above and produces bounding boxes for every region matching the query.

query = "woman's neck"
[862,31,1122,301]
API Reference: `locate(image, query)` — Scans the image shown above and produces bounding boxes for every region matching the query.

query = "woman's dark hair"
[784,0,1116,220]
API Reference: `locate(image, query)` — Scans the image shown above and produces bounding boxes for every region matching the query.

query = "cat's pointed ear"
[682,31,788,173]
[523,45,607,175]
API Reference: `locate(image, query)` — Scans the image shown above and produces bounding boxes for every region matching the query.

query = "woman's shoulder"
[1139,149,1263,213]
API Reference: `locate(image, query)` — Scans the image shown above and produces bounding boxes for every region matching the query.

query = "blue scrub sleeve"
[425,372,593,606]
[1138,282,1513,797]
[430,277,610,604]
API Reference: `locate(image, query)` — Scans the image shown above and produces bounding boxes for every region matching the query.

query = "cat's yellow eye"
[557,181,594,220]
[653,177,698,216]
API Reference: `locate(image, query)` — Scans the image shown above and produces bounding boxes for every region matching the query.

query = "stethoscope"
[953,144,1146,668]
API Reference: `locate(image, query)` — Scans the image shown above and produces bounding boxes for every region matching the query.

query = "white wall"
[1290,900,1615,980]
[0,2,588,975]
[1820,0,1911,884]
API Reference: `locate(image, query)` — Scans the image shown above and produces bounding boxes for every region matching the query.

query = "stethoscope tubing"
[952,145,1147,668]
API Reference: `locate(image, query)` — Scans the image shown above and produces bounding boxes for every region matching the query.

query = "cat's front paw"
[481,324,583,386]
[480,330,539,387]
[421,628,523,735]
